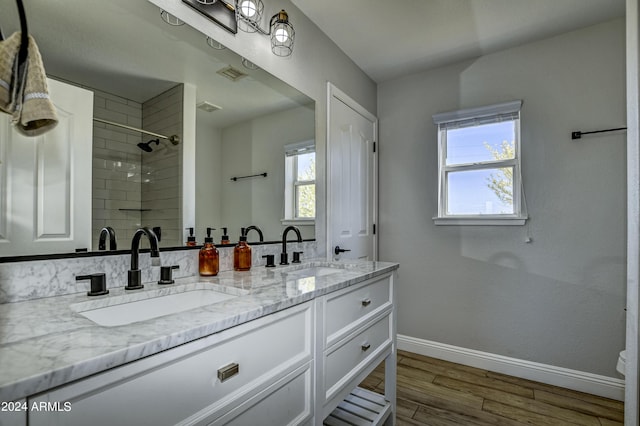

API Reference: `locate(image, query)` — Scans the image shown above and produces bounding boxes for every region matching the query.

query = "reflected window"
[284,140,315,221]
[433,101,527,225]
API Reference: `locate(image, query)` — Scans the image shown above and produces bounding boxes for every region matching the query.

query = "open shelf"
[324,387,392,426]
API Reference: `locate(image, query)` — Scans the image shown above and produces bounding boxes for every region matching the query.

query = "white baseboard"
[398,334,625,401]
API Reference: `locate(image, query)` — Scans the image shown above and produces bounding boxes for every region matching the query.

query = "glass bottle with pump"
[233,227,252,271]
[185,227,197,246]
[220,227,230,245]
[199,227,219,276]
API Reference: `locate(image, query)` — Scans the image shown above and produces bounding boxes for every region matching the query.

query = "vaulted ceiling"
[291,0,625,82]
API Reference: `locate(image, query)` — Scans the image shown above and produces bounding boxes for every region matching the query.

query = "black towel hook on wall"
[571,127,627,140]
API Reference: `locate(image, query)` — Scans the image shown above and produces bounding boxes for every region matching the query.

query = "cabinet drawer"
[324,313,391,402]
[29,303,313,426]
[324,274,392,347]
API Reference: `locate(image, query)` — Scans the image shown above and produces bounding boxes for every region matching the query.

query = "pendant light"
[236,0,264,33]
[269,10,294,57]
[235,0,295,57]
[161,1,295,57]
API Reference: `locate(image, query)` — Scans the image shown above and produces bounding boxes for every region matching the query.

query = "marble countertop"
[0,259,398,402]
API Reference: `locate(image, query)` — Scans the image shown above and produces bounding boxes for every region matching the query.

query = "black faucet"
[280,226,302,265]
[244,225,264,242]
[98,226,117,251]
[126,227,160,290]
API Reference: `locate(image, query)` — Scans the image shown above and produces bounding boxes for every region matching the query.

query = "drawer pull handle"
[361,342,371,351]
[361,299,371,307]
[217,363,239,383]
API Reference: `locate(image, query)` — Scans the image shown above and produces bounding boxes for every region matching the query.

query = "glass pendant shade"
[237,0,264,33]
[206,37,226,50]
[160,9,184,26]
[270,10,294,57]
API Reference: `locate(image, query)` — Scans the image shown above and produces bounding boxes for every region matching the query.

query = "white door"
[327,83,377,260]
[0,78,93,256]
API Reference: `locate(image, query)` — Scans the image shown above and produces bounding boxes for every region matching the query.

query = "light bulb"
[274,28,289,43]
[240,0,257,18]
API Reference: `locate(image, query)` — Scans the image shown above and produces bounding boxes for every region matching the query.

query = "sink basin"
[71,287,238,327]
[283,266,343,279]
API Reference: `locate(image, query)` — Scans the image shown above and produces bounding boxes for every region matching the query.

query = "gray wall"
[195,104,315,243]
[378,19,626,376]
[195,117,223,238]
[248,104,315,241]
[216,104,315,242]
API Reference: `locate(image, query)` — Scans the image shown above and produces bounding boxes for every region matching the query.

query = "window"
[283,140,315,223]
[433,100,527,225]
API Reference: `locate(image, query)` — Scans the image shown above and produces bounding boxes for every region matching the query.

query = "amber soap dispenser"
[185,227,197,246]
[233,228,252,271]
[220,227,230,245]
[199,227,219,276]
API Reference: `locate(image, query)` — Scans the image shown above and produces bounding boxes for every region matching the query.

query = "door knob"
[334,246,351,255]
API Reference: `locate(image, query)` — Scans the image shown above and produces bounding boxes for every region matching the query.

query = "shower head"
[137,139,160,152]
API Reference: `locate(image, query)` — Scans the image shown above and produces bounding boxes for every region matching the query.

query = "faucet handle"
[292,251,303,264]
[76,273,109,297]
[262,254,276,268]
[158,265,179,285]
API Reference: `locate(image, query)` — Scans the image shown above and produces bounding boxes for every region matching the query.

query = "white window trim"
[281,219,315,226]
[433,100,528,226]
[283,140,315,223]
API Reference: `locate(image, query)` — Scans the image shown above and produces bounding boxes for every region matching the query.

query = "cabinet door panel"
[0,399,27,426]
[206,364,312,426]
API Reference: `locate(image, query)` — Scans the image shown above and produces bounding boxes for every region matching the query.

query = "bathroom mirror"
[0,0,315,258]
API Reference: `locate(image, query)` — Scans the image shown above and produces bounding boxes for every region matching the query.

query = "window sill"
[281,219,315,226]
[433,216,528,226]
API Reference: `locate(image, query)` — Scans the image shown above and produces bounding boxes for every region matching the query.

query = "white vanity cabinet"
[19,268,397,426]
[318,272,396,426]
[28,302,314,426]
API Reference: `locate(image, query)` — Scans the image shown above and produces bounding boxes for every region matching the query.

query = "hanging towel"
[12,34,57,136]
[0,32,21,114]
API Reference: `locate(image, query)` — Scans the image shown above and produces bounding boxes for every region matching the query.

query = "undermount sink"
[71,285,240,327]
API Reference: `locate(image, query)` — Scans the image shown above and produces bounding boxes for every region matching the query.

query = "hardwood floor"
[359,350,624,425]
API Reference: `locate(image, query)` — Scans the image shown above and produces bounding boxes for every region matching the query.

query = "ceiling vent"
[197,101,222,113]
[216,65,248,82]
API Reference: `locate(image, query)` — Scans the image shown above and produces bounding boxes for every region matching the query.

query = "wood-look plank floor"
[359,350,624,425]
